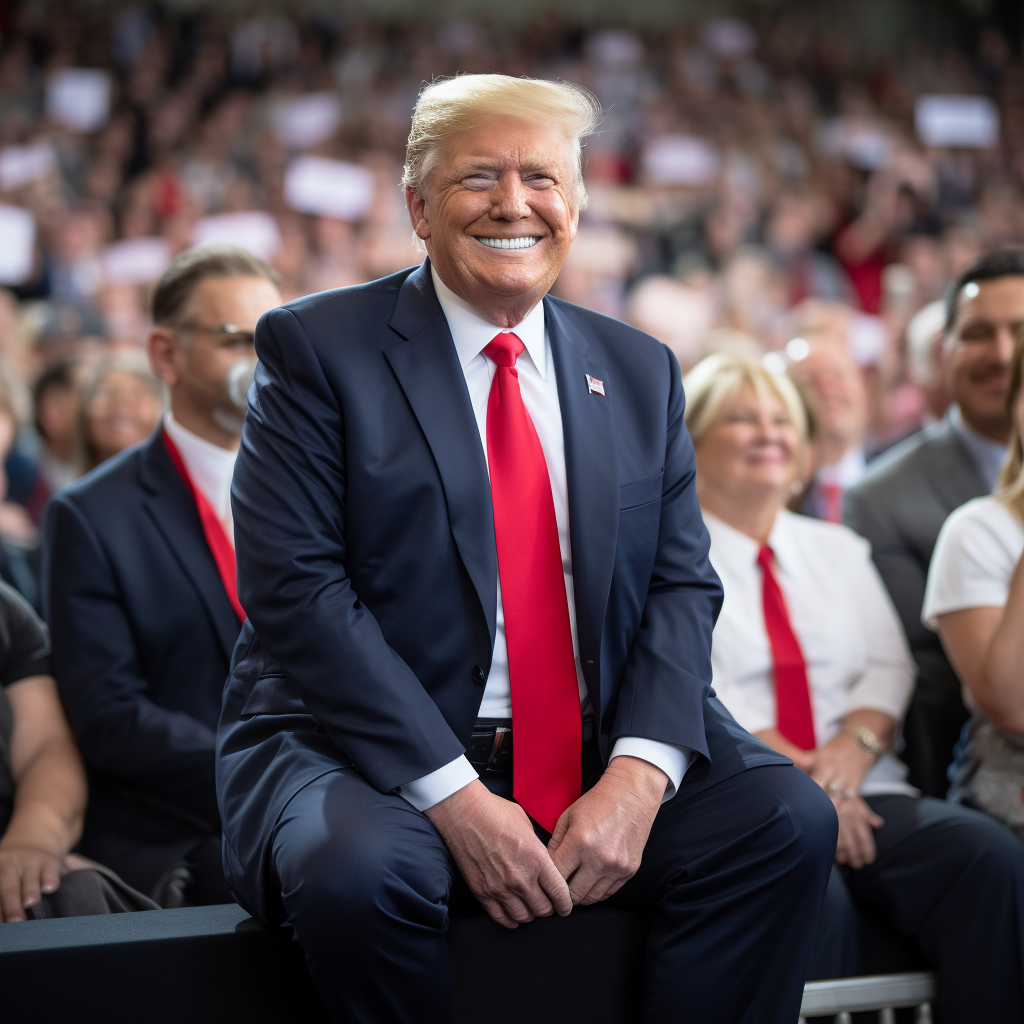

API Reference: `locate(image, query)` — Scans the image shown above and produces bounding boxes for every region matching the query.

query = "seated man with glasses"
[42,244,281,906]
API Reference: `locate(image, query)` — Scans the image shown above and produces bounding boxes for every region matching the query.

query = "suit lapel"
[384,263,497,645]
[546,299,618,713]
[137,432,240,661]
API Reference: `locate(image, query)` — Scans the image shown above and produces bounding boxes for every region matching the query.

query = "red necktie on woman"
[756,545,815,750]
[483,332,581,832]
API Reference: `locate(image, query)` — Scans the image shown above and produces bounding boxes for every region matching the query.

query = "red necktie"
[820,481,843,524]
[163,429,246,624]
[757,545,815,750]
[484,332,581,832]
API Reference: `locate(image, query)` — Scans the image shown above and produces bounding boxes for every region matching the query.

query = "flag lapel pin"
[585,374,605,396]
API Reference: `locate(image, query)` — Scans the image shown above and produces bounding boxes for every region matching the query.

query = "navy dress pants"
[809,794,1024,1022]
[270,762,836,1024]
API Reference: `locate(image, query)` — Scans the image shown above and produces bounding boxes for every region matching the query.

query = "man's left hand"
[547,756,667,906]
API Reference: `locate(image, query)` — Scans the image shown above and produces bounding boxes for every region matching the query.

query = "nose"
[489,171,531,222]
[994,324,1017,364]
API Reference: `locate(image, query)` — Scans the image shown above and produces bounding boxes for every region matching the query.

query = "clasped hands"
[425,755,667,929]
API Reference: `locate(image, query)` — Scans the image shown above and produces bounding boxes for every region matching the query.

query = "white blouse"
[705,509,917,796]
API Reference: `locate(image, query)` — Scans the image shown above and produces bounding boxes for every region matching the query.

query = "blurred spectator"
[0,373,41,608]
[845,250,1024,796]
[924,325,1024,839]
[29,357,85,508]
[0,579,156,921]
[42,245,281,906]
[788,341,870,522]
[78,351,164,473]
[904,299,950,427]
[684,353,1024,1014]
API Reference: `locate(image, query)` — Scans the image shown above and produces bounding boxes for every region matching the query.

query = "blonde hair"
[997,327,1024,521]
[402,74,602,210]
[682,353,809,446]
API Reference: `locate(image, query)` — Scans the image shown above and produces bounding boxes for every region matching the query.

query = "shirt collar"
[431,265,547,380]
[816,446,866,488]
[163,411,237,502]
[703,507,797,573]
[949,403,1007,492]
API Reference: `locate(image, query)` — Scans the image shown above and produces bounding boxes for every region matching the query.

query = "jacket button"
[472,665,486,684]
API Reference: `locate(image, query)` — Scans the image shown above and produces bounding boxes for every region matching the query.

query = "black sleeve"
[0,579,52,687]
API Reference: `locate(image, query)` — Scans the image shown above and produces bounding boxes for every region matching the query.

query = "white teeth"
[477,236,539,249]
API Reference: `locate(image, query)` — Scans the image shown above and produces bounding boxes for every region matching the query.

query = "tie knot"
[757,545,774,570]
[483,331,525,368]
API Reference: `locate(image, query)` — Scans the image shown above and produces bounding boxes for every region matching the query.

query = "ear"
[569,204,579,242]
[405,187,431,241]
[146,327,181,388]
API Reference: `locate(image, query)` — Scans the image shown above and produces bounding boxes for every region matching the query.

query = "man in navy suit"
[217,76,837,1023]
[43,245,281,903]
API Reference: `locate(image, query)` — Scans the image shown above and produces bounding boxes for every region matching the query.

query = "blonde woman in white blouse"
[925,327,1024,836]
[684,353,1024,1018]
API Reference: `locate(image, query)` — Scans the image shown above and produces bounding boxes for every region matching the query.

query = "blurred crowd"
[0,4,1021,610]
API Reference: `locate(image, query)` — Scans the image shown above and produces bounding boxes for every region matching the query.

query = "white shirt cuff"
[398,755,479,812]
[610,738,694,802]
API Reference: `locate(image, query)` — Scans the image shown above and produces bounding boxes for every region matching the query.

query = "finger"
[867,812,885,830]
[498,894,535,925]
[20,858,42,910]
[479,897,519,930]
[517,876,555,919]
[0,864,25,922]
[567,861,603,905]
[547,834,581,884]
[40,858,61,896]
[578,875,621,906]
[537,855,573,916]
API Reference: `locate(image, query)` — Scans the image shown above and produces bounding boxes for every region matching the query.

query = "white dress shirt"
[950,403,1008,492]
[163,411,238,541]
[398,269,692,812]
[705,509,917,797]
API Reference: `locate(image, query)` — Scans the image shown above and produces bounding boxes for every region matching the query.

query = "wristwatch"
[844,725,884,757]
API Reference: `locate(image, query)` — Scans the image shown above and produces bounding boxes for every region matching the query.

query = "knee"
[277,821,448,935]
[780,767,839,871]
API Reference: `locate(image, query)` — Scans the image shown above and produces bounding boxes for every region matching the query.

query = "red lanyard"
[162,428,246,624]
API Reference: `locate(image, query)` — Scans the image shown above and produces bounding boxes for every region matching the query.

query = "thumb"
[547,809,571,854]
[867,812,885,829]
[537,854,573,917]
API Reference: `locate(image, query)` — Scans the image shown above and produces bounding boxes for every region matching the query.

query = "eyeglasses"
[176,322,256,346]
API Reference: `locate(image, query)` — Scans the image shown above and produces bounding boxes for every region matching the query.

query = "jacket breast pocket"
[619,470,664,511]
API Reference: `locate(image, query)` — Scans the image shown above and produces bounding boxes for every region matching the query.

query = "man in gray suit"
[845,250,1024,796]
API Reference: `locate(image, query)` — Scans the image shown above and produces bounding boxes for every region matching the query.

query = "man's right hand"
[425,779,572,929]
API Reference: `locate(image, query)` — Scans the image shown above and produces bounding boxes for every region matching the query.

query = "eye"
[461,174,496,190]
[524,174,555,189]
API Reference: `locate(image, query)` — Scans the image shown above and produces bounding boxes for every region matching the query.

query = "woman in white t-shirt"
[684,353,1024,1016]
[924,331,1024,837]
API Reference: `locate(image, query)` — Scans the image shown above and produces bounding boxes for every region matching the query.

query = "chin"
[472,263,547,298]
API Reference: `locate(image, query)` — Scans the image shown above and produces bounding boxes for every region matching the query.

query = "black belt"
[467,719,513,776]
[466,717,596,778]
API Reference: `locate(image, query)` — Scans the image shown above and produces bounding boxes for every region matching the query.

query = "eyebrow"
[454,153,563,177]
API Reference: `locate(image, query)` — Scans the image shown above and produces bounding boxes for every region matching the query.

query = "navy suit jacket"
[217,262,786,921]
[43,430,242,892]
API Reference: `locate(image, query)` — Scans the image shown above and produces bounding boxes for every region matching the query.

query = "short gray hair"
[402,74,602,210]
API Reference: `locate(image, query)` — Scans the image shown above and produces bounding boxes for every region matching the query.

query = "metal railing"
[800,972,936,1022]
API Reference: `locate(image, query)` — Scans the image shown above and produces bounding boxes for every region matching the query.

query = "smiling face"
[943,275,1024,442]
[694,384,801,512]
[405,117,579,326]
